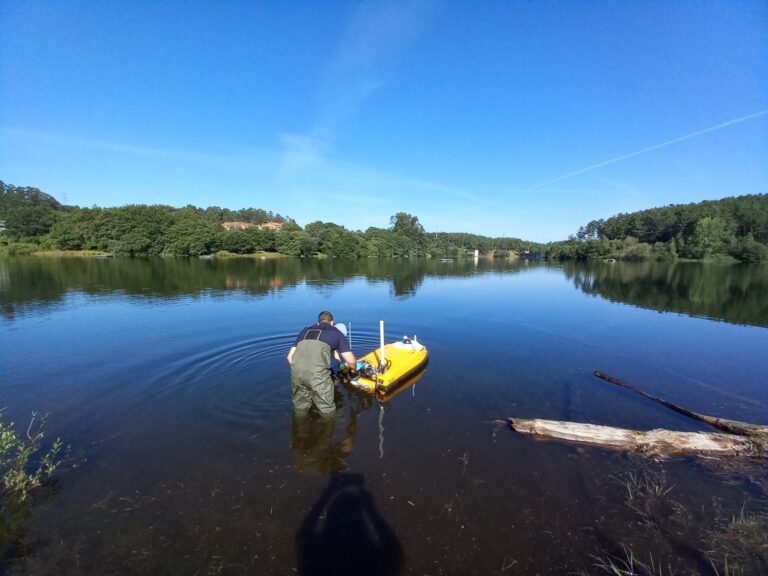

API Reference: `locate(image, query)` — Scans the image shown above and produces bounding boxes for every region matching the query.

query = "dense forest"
[1,180,766,262]
[545,194,768,263]
[0,181,534,258]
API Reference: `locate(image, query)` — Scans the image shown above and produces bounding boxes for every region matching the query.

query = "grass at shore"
[32,250,112,257]
[213,250,288,259]
[1,248,290,258]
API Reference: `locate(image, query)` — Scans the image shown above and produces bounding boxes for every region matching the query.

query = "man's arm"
[340,351,356,366]
[287,346,296,364]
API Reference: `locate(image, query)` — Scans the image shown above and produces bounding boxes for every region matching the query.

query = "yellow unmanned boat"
[344,321,429,394]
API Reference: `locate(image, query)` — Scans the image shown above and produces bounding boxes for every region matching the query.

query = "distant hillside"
[0,181,66,237]
[0,180,296,255]
[3,180,764,262]
[547,194,768,263]
[0,181,538,257]
[599,195,768,244]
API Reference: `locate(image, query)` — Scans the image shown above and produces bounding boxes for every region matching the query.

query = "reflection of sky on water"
[1,257,767,574]
[3,260,767,423]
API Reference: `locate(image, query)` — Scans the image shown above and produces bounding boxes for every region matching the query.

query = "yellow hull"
[351,340,429,393]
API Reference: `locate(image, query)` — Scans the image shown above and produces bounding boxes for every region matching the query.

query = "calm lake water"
[1,257,767,575]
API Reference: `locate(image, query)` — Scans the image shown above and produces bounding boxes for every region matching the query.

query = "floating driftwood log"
[508,371,768,459]
[508,418,762,457]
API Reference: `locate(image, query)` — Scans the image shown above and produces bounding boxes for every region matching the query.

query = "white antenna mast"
[379,320,385,372]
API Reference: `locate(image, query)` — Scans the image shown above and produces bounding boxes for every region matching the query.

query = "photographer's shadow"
[295,472,403,576]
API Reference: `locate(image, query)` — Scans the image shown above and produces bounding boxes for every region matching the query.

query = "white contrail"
[526,109,768,191]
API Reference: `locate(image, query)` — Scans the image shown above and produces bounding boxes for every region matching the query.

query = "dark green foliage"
[623,241,652,261]
[433,231,533,253]
[304,222,367,257]
[730,234,768,264]
[246,227,277,252]
[43,201,301,257]
[103,205,177,255]
[201,206,287,225]
[164,211,222,256]
[389,212,425,242]
[0,181,65,239]
[0,181,542,258]
[49,205,180,255]
[686,216,729,259]
[220,229,255,254]
[7,179,764,262]
[275,230,317,257]
[575,219,604,240]
[48,209,98,250]
[364,227,413,257]
[552,194,768,262]
[600,195,768,245]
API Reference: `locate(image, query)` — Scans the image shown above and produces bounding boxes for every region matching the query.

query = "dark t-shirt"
[293,322,351,354]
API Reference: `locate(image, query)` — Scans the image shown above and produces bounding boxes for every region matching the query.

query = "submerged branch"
[593,371,768,438]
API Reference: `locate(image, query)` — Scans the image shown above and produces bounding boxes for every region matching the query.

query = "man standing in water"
[287,311,356,414]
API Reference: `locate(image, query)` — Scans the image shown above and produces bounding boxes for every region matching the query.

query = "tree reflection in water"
[563,260,768,327]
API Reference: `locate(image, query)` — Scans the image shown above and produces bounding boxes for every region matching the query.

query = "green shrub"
[730,234,768,264]
[1,411,62,508]
[4,242,40,256]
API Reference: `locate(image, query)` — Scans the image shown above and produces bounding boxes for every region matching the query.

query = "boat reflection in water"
[291,386,408,575]
[373,369,427,460]
[376,368,426,404]
[292,363,428,475]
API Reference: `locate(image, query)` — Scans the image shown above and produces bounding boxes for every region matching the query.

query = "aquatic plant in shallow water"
[0,411,62,507]
[1,410,65,568]
[706,505,768,575]
[590,545,676,575]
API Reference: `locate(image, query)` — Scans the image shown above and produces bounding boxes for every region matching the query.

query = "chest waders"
[291,328,335,414]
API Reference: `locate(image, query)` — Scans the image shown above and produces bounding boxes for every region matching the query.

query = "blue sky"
[1,1,766,242]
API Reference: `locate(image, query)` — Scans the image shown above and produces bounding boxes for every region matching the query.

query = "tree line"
[545,194,768,263]
[2,180,766,262]
[0,181,536,258]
